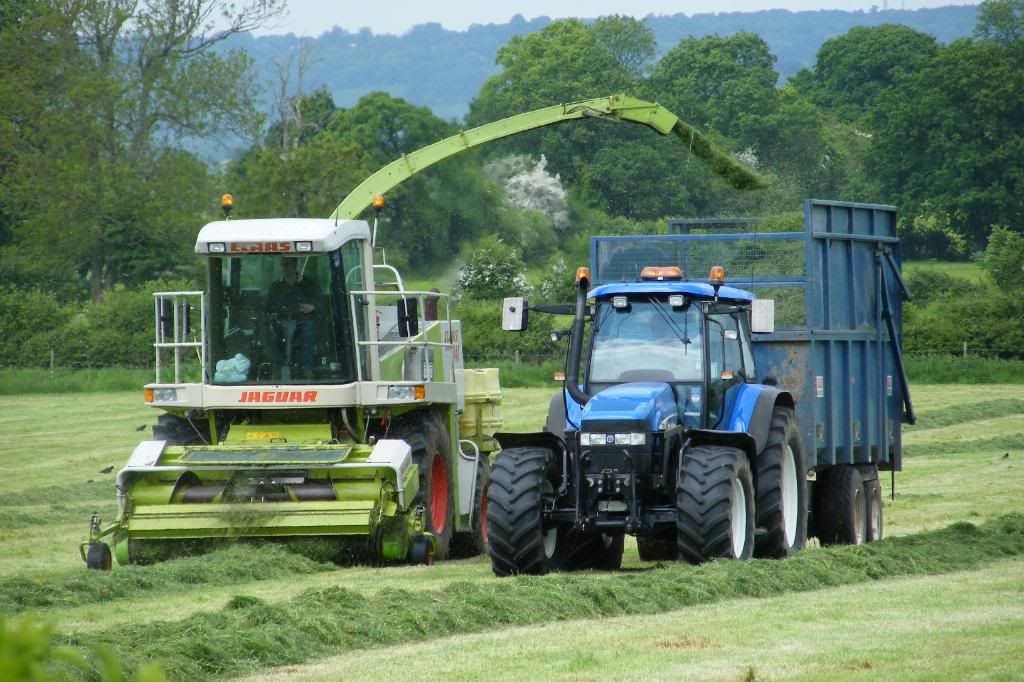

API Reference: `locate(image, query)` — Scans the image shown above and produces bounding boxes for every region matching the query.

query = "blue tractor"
[486,200,913,575]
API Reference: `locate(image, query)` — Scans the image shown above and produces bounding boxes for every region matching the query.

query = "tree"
[591,15,658,78]
[0,0,283,301]
[867,38,1024,249]
[800,25,938,123]
[975,0,1024,45]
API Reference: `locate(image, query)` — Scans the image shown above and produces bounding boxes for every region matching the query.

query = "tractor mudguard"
[686,429,757,462]
[725,385,794,455]
[493,431,567,459]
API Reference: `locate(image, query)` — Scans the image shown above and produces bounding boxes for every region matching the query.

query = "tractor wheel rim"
[430,453,448,534]
[541,480,557,559]
[731,478,747,558]
[782,444,798,547]
[479,481,489,544]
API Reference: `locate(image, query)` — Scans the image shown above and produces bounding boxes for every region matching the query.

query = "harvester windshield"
[206,242,365,384]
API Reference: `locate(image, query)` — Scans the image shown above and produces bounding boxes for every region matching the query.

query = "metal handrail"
[153,291,206,384]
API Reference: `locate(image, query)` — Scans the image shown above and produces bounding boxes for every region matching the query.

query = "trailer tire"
[391,411,455,560]
[85,542,111,571]
[676,446,755,564]
[486,447,566,576]
[637,529,679,562]
[754,406,808,558]
[565,533,624,570]
[866,475,884,542]
[449,458,491,558]
[815,465,866,546]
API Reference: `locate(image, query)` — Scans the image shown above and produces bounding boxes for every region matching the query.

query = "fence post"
[49,349,55,369]
[962,341,967,359]
[514,350,520,364]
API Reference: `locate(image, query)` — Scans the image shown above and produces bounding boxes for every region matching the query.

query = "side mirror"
[159,299,173,339]
[502,297,528,332]
[181,301,192,334]
[397,297,419,338]
[751,299,775,334]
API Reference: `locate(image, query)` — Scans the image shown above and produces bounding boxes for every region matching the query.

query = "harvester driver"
[267,257,320,381]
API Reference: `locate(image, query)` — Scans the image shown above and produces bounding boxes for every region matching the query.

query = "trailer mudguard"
[724,384,795,455]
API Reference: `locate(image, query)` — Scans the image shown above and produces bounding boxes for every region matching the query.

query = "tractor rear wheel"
[486,447,566,576]
[814,465,866,546]
[637,528,678,561]
[565,533,624,570]
[754,406,808,558]
[391,411,455,560]
[676,446,755,564]
[450,457,491,558]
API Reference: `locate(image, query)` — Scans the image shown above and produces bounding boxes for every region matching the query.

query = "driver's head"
[281,257,298,282]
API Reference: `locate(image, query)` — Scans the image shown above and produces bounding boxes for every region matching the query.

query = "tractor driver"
[266,257,320,381]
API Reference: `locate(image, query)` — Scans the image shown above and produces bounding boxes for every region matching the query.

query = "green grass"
[1,384,1022,679]
[905,355,1024,383]
[0,368,153,395]
[903,259,988,284]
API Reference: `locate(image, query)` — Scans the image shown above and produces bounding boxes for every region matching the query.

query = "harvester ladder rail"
[153,291,206,384]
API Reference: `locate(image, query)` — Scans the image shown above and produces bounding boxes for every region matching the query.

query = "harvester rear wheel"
[565,533,624,570]
[391,410,455,560]
[450,456,491,558]
[676,445,755,564]
[637,529,678,561]
[85,542,111,571]
[814,465,866,546]
[486,446,566,576]
[754,406,808,558]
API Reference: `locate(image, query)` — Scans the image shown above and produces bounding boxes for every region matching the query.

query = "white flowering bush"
[486,154,570,232]
[538,256,577,303]
[453,236,533,302]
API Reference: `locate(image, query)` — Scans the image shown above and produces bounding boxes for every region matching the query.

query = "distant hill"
[223,5,978,121]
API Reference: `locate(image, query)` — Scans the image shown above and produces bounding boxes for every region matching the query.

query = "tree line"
[0,0,1021,367]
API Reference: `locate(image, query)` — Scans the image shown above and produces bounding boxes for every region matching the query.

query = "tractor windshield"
[206,243,364,385]
[589,298,703,383]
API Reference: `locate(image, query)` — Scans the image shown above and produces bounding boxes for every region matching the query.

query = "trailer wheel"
[449,457,491,558]
[486,446,566,576]
[815,465,866,545]
[676,446,755,564]
[85,542,112,571]
[866,475,884,542]
[565,533,624,570]
[754,406,808,558]
[391,411,455,560]
[637,529,678,562]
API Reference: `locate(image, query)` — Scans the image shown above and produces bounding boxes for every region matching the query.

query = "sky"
[254,0,978,36]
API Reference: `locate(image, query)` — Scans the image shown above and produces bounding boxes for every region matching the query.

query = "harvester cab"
[488,199,913,576]
[82,209,499,569]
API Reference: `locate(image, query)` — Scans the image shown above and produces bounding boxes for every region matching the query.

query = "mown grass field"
[0,384,1022,679]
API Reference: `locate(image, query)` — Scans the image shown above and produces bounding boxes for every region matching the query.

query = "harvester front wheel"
[85,542,111,571]
[486,447,566,576]
[392,411,455,560]
[754,406,808,558]
[676,445,755,564]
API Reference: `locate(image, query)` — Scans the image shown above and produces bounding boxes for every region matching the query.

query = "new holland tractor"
[82,95,764,569]
[488,200,914,575]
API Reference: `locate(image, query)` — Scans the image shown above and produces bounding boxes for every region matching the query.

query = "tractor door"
[705,305,752,427]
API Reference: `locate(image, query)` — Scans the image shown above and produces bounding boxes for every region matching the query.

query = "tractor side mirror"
[397,297,419,338]
[159,299,173,339]
[502,297,528,332]
[181,301,192,334]
[751,299,775,334]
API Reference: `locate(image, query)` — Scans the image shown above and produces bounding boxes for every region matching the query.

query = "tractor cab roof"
[194,218,370,255]
[588,281,754,303]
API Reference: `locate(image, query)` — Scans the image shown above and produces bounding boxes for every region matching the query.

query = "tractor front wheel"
[676,445,755,564]
[486,447,566,576]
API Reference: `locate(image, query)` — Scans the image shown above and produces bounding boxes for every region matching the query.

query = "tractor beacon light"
[639,266,683,281]
[709,265,726,287]
[575,267,591,286]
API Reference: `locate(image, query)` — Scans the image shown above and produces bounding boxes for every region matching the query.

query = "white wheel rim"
[731,478,747,557]
[869,489,880,540]
[782,444,798,547]
[541,481,557,558]
[854,488,865,544]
